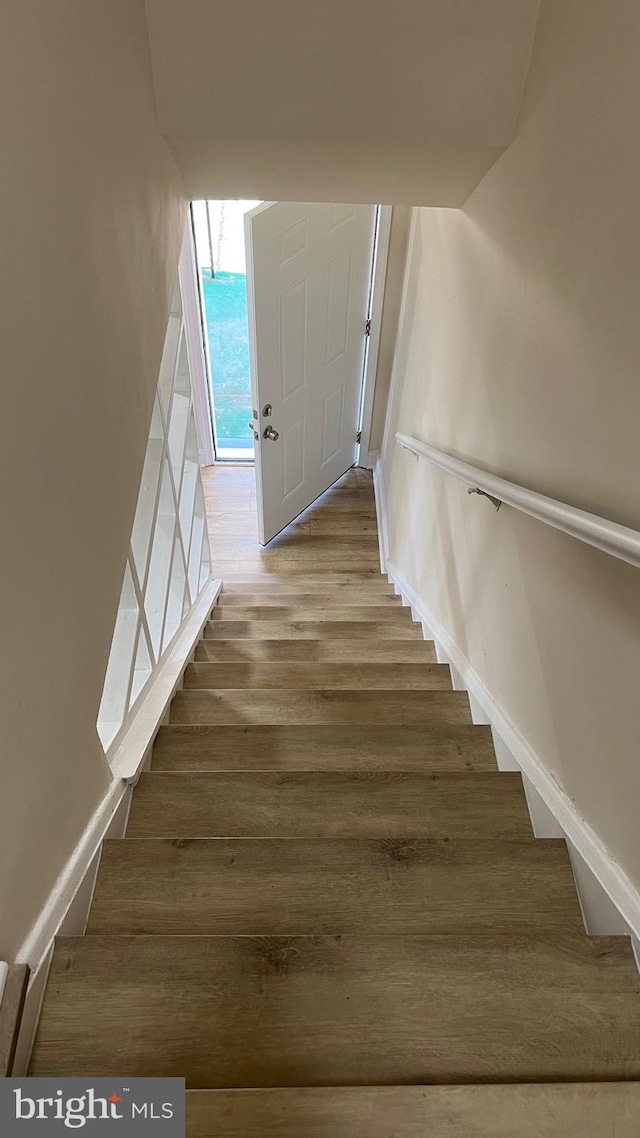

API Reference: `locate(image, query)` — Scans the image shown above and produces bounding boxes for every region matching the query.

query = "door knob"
[263,426,279,441]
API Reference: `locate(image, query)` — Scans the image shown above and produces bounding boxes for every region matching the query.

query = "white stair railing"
[397,432,640,570]
[97,243,212,760]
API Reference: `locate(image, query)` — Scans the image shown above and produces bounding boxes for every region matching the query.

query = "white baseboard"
[10,578,221,1074]
[15,780,129,974]
[372,457,389,573]
[385,558,640,945]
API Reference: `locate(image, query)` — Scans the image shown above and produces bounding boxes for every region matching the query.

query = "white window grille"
[97,270,211,758]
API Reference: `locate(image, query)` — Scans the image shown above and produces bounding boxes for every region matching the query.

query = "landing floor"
[202,464,380,579]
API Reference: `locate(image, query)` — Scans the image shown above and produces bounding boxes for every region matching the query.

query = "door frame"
[357,204,392,469]
[184,200,392,472]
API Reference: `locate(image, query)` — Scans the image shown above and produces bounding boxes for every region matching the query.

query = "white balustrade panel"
[97,271,211,758]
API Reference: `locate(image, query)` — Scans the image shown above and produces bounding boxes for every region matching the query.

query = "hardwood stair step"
[292,495,379,514]
[30,933,640,1085]
[209,607,414,622]
[213,535,379,557]
[195,639,437,663]
[151,724,496,772]
[220,574,393,590]
[204,621,424,640]
[218,592,402,606]
[126,771,530,838]
[185,1084,640,1138]
[184,662,452,690]
[88,837,581,936]
[305,513,379,534]
[214,555,382,571]
[170,688,470,725]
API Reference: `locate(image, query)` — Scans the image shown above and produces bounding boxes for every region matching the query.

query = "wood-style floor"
[203,462,382,579]
[30,466,640,1136]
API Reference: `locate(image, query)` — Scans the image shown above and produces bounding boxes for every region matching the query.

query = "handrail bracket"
[468,487,502,511]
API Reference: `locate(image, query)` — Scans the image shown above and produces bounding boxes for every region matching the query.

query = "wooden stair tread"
[204,621,424,640]
[184,662,452,690]
[214,535,379,557]
[151,723,496,771]
[287,497,380,515]
[220,574,393,589]
[218,592,401,606]
[210,607,413,622]
[214,558,383,573]
[30,933,640,1085]
[306,514,378,534]
[169,688,471,725]
[185,1084,640,1138]
[88,837,581,936]
[195,639,438,662]
[126,771,531,838]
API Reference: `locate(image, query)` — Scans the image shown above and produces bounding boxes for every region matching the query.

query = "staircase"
[30,470,640,1134]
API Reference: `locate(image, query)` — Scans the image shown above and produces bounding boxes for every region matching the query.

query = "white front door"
[245,201,376,544]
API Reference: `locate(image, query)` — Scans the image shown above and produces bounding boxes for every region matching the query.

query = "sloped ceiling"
[145,0,540,204]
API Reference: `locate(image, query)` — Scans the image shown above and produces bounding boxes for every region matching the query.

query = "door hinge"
[365,319,372,337]
[356,430,362,444]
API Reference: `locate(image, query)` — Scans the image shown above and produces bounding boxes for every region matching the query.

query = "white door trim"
[357,204,392,469]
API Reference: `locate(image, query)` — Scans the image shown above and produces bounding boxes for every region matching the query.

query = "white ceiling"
[145,0,540,204]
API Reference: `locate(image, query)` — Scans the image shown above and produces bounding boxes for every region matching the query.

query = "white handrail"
[396,432,640,570]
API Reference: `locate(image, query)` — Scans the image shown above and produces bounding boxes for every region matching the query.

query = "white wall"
[381,0,640,890]
[145,0,540,205]
[0,1,186,959]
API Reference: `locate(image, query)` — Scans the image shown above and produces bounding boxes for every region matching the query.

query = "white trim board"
[11,579,220,1073]
[372,455,388,573]
[17,577,220,970]
[384,558,640,944]
[10,784,132,1077]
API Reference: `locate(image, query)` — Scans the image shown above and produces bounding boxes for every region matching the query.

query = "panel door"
[245,201,376,544]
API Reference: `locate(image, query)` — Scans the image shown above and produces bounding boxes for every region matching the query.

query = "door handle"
[263,426,279,441]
